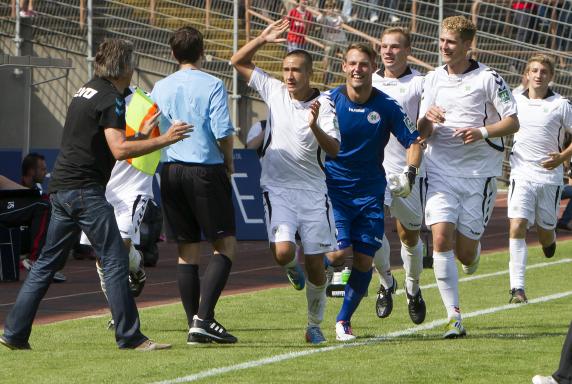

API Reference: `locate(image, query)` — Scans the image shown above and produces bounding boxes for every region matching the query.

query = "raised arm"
[230,19,290,82]
[308,100,340,158]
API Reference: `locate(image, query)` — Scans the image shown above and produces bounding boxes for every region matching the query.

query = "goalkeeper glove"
[388,165,418,198]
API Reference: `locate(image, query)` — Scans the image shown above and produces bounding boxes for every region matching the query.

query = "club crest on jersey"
[367,111,381,124]
[498,89,511,103]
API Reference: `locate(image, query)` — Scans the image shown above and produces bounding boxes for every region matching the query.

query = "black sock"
[177,264,200,328]
[197,254,232,321]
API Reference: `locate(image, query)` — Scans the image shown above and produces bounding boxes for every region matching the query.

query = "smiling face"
[343,48,376,92]
[526,61,553,93]
[380,32,410,76]
[282,53,312,99]
[439,28,472,69]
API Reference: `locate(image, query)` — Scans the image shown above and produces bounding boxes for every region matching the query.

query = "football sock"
[373,234,393,289]
[284,257,298,269]
[128,243,142,273]
[197,253,232,321]
[509,238,527,290]
[336,267,373,322]
[306,280,327,327]
[401,239,423,295]
[177,263,201,327]
[433,250,461,321]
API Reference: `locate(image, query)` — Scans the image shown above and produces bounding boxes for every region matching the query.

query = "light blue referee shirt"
[151,68,234,164]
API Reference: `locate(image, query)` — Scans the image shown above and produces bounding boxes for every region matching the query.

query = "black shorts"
[160,162,235,243]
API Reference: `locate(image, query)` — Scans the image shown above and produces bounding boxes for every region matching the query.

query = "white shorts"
[81,195,150,246]
[424,172,497,240]
[508,179,562,230]
[262,186,336,254]
[384,176,423,231]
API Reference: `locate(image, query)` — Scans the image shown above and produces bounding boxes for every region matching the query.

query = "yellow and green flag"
[125,88,160,175]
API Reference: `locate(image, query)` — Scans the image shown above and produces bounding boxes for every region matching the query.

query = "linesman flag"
[125,88,160,175]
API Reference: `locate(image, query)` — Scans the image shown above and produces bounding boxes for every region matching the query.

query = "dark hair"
[169,26,204,64]
[22,153,45,177]
[284,49,313,71]
[94,39,134,79]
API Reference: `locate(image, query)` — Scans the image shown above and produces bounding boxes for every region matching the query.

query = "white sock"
[128,243,142,273]
[433,250,460,321]
[306,280,326,327]
[373,234,393,288]
[95,261,108,301]
[401,239,423,295]
[509,238,527,290]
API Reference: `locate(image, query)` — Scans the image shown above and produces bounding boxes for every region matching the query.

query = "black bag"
[135,200,163,267]
[0,226,21,281]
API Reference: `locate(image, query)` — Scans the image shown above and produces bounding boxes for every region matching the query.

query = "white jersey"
[510,90,572,185]
[249,67,340,194]
[372,67,424,175]
[420,60,518,177]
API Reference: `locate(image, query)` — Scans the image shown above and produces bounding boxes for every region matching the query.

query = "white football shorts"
[262,186,336,254]
[383,176,423,231]
[508,179,561,230]
[424,172,497,240]
[81,194,150,246]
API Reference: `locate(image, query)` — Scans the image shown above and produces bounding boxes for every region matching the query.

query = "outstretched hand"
[261,19,290,43]
[164,120,193,145]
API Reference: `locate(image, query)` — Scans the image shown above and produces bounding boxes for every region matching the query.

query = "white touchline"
[152,290,572,384]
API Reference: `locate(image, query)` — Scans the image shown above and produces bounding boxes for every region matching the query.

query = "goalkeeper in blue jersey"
[325,43,425,341]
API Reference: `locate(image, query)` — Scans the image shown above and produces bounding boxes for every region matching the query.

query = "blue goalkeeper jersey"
[325,85,419,197]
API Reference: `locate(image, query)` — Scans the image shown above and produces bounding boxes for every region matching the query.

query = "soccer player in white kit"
[417,16,519,338]
[371,27,427,324]
[508,54,572,304]
[231,19,340,344]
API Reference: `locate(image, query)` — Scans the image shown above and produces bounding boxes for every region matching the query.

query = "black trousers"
[554,321,572,384]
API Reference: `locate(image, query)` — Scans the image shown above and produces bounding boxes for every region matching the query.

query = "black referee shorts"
[160,162,236,243]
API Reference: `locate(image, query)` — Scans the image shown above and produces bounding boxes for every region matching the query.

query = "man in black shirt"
[0,38,191,351]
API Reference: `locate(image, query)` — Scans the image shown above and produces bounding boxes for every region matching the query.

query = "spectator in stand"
[367,0,400,24]
[316,0,348,84]
[18,0,36,18]
[511,1,540,45]
[287,0,313,52]
[555,0,572,69]
[19,153,67,283]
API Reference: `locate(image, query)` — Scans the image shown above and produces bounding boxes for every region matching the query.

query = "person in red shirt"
[287,0,313,52]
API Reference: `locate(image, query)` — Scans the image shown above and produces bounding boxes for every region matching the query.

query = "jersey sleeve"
[562,98,572,134]
[317,93,341,142]
[418,71,436,120]
[209,80,235,139]
[98,92,126,130]
[247,122,262,142]
[484,68,518,118]
[389,100,419,149]
[248,67,282,104]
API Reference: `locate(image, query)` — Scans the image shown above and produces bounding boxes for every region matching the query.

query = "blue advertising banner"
[0,149,268,241]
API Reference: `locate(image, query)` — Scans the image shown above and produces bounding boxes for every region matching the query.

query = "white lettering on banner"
[231,173,264,224]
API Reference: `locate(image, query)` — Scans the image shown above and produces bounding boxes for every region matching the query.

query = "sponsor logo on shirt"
[367,111,381,124]
[349,107,365,113]
[404,116,416,133]
[7,201,14,209]
[498,89,511,104]
[73,87,98,99]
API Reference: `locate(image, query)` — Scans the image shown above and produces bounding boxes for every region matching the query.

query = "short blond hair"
[526,54,555,75]
[442,16,476,42]
[381,27,411,48]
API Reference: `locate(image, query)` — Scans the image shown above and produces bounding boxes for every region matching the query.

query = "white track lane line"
[153,290,572,384]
